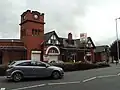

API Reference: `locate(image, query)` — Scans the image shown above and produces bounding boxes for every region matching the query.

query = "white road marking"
[8,73,120,90]
[97,75,117,78]
[48,81,80,85]
[11,84,46,90]
[83,77,96,82]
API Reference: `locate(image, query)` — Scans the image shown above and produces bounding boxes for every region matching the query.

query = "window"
[33,61,50,67]
[51,39,56,44]
[48,40,50,44]
[56,40,60,44]
[32,29,41,36]
[36,62,46,67]
[51,35,54,39]
[17,62,32,66]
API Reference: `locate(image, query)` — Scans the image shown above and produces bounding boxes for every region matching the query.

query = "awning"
[0,46,27,51]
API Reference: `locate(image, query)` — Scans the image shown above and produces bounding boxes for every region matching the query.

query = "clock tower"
[20,10,45,60]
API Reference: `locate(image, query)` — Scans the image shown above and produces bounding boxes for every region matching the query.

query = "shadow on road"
[3,77,57,83]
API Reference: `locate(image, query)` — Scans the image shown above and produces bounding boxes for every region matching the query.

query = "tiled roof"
[58,37,96,48]
[95,45,109,52]
[44,31,55,42]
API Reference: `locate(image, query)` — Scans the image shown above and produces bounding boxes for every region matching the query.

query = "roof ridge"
[44,30,55,35]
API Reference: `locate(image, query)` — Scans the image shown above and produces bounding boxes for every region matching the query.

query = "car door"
[33,61,50,78]
[17,61,35,77]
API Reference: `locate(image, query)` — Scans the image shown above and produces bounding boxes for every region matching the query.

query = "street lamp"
[115,17,120,63]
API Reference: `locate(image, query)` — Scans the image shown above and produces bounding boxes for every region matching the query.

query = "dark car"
[6,60,64,82]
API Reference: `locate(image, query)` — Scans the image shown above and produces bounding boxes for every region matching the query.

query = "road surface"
[0,64,120,90]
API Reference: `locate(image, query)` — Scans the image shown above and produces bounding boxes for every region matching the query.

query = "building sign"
[80,33,87,43]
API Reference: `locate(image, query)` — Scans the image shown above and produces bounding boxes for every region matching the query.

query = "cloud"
[24,0,90,38]
[0,0,26,38]
[0,0,120,45]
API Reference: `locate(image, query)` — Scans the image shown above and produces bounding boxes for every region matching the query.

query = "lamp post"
[115,17,120,63]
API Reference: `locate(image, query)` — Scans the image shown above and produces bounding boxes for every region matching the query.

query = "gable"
[86,37,96,48]
[86,39,92,47]
[45,31,60,45]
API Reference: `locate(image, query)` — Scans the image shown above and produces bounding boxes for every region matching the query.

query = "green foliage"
[0,62,110,76]
[50,62,110,72]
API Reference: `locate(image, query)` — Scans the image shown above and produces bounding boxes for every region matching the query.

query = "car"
[49,60,64,64]
[6,60,64,82]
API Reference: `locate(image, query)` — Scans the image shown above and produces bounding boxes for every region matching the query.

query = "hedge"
[50,62,110,72]
[0,62,110,76]
[0,65,8,76]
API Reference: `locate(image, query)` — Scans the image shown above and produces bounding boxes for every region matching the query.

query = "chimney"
[68,33,72,41]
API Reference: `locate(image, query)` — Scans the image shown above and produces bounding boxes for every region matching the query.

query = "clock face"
[34,14,39,19]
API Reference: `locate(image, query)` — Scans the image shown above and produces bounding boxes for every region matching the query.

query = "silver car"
[6,60,64,82]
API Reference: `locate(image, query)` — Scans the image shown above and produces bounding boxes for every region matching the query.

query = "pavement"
[0,64,120,90]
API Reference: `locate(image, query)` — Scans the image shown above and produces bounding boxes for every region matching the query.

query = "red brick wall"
[20,10,45,60]
[2,51,26,65]
[95,53,102,62]
[0,42,24,46]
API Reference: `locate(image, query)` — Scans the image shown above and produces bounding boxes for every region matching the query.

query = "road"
[0,64,120,90]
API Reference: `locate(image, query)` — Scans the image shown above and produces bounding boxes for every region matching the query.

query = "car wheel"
[52,71,60,79]
[12,73,23,82]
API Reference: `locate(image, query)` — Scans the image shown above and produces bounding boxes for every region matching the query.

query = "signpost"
[80,33,87,61]
[80,33,87,43]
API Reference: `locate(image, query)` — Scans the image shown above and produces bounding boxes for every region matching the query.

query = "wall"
[0,41,24,46]
[2,50,26,65]
[20,10,45,60]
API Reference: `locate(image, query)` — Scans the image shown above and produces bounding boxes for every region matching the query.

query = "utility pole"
[115,18,120,63]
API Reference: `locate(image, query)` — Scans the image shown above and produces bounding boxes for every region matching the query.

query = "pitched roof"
[95,45,109,52]
[87,37,96,48]
[44,31,96,48]
[58,37,96,48]
[44,31,60,42]
[44,31,54,42]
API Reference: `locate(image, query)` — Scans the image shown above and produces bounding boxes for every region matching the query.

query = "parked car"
[6,60,64,82]
[49,60,64,64]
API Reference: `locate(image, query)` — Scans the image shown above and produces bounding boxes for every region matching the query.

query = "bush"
[50,62,110,72]
[0,65,8,76]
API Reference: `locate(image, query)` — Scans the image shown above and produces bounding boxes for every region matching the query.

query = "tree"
[110,40,120,61]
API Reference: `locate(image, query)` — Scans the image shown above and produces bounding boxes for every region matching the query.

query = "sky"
[0,0,120,46]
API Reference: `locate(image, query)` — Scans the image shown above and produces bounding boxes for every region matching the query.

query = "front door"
[31,51,41,61]
[17,61,35,77]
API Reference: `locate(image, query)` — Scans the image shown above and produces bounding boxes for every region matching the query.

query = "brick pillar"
[91,49,95,63]
[27,50,31,60]
[2,51,9,65]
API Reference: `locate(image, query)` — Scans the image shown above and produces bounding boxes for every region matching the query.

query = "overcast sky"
[1,0,120,46]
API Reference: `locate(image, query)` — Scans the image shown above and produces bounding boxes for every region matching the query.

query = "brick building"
[0,10,97,65]
[0,10,45,64]
[94,45,110,62]
[44,31,96,63]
